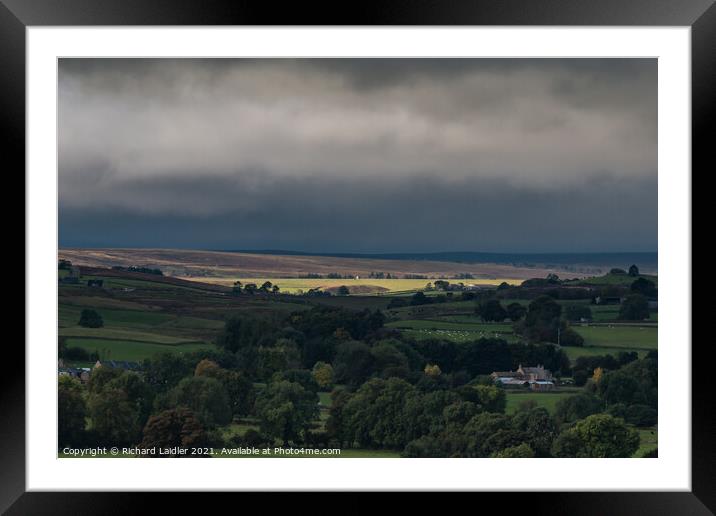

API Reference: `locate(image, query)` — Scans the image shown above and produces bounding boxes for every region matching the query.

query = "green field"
[384,294,657,362]
[567,272,658,287]
[573,325,657,349]
[65,337,215,362]
[386,314,657,361]
[59,327,202,345]
[560,346,650,361]
[505,390,581,415]
[386,319,514,332]
[59,277,235,361]
[385,319,516,342]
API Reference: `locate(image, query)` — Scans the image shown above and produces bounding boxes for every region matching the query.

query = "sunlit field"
[187,277,522,294]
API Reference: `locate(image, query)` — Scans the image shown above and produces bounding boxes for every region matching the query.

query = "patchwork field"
[386,298,657,364]
[59,274,267,363]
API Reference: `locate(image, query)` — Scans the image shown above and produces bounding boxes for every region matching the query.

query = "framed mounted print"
[4,0,713,511]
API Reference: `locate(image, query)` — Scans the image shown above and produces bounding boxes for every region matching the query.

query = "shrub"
[78,309,103,328]
[552,414,640,458]
[625,404,658,427]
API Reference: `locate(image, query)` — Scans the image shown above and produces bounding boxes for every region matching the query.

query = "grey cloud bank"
[59,58,657,253]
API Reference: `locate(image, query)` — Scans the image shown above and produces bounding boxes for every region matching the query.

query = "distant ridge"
[216,249,658,269]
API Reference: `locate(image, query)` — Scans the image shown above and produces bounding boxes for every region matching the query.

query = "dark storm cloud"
[58,172,657,253]
[58,58,657,252]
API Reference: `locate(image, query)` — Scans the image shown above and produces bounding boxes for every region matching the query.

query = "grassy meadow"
[505,389,582,415]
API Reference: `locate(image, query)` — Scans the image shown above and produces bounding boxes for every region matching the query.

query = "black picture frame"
[5,0,712,511]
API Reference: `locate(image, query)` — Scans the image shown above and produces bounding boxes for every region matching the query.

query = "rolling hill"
[58,248,610,282]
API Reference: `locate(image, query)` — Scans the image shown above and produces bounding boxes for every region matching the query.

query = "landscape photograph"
[57,58,658,459]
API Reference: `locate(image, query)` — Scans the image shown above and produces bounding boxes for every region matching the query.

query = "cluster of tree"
[58,337,100,362]
[368,272,395,279]
[406,291,460,306]
[78,309,103,328]
[58,301,655,458]
[59,259,72,270]
[511,296,584,347]
[112,265,164,276]
[619,294,650,320]
[571,351,642,386]
[59,366,156,449]
[75,338,336,450]
[410,339,570,379]
[322,375,643,458]
[304,288,332,297]
[555,354,657,423]
[213,306,575,390]
[329,354,655,457]
[327,378,506,452]
[58,348,307,451]
[607,265,642,277]
[630,277,657,298]
[429,280,475,292]
[520,273,561,288]
[475,299,526,322]
[212,307,387,382]
[232,281,281,296]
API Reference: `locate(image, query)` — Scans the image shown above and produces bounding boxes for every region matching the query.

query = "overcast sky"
[58,58,657,253]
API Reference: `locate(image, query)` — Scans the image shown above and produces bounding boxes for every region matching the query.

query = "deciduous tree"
[256,380,319,445]
[140,407,207,456]
[552,414,639,458]
[58,376,87,447]
[79,309,103,328]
